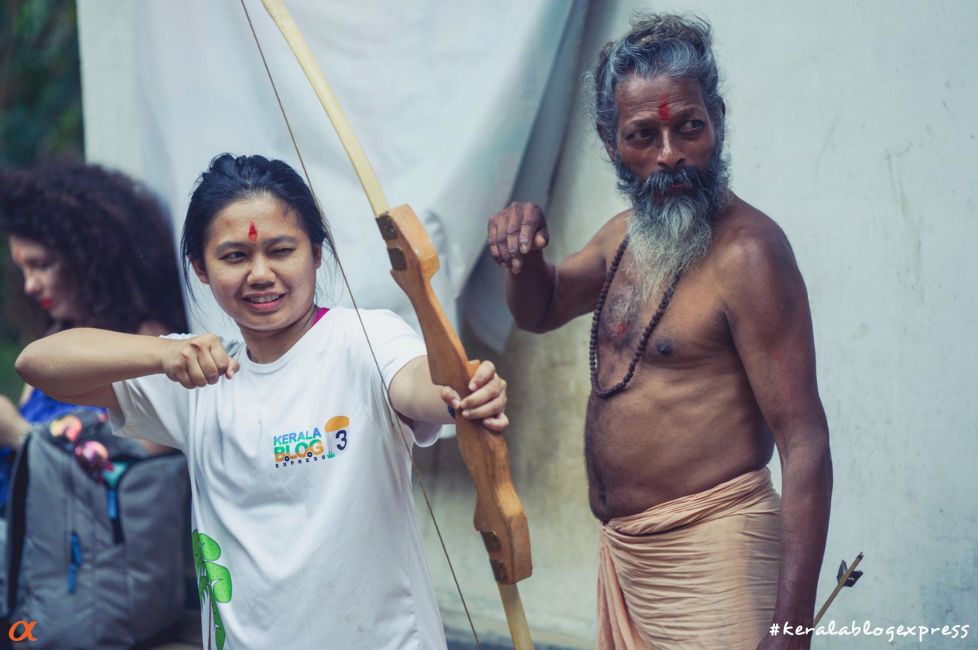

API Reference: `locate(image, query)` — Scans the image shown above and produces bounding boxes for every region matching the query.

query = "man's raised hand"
[487,201,550,274]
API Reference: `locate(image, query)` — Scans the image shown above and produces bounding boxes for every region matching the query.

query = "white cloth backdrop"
[123,0,585,347]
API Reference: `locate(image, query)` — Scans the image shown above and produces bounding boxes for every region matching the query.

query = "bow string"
[239,2,533,647]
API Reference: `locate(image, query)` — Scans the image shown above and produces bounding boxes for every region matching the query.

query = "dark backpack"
[1,410,191,649]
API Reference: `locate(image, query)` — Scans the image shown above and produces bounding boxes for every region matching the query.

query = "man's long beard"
[616,146,731,300]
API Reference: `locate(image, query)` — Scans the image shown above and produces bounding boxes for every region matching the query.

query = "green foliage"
[0,335,22,402]
[0,0,83,166]
[0,1,83,401]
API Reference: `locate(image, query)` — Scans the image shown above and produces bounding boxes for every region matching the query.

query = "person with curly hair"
[0,160,187,456]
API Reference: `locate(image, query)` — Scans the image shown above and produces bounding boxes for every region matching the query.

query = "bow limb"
[259,0,388,215]
[256,1,533,647]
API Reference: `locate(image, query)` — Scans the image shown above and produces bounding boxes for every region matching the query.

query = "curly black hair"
[0,161,187,336]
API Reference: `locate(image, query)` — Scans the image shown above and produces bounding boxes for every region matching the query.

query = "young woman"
[17,153,509,650]
[0,162,187,459]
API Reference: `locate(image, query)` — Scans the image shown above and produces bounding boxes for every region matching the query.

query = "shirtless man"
[487,15,831,650]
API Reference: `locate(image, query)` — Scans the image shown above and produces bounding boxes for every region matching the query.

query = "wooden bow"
[246,1,533,647]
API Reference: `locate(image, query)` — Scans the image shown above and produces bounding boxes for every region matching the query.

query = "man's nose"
[657,132,685,171]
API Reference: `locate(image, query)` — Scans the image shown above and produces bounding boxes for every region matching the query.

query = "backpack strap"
[3,430,36,616]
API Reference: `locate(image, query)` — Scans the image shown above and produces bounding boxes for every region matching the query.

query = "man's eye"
[630,128,656,141]
[221,252,245,262]
[271,248,295,256]
[680,119,705,132]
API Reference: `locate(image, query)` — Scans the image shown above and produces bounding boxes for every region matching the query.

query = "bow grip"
[376,205,532,584]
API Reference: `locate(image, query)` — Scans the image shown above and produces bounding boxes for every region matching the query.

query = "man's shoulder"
[597,208,631,238]
[710,197,796,280]
[589,208,631,256]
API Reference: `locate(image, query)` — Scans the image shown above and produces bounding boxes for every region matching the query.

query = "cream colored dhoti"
[597,468,781,649]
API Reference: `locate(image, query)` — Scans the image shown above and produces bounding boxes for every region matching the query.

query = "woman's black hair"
[182,153,336,285]
[0,160,188,337]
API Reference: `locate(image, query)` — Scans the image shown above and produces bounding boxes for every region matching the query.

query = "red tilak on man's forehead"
[248,222,258,241]
[658,103,671,121]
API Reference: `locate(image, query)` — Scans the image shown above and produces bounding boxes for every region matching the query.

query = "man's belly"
[584,374,774,522]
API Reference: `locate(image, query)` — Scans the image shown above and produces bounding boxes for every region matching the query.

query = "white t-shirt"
[110,308,446,650]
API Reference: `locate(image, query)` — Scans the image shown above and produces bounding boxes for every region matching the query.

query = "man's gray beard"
[616,147,731,300]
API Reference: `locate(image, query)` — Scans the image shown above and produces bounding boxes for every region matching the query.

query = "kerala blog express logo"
[273,415,350,468]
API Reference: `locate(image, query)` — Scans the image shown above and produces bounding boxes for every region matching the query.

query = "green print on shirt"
[192,530,233,650]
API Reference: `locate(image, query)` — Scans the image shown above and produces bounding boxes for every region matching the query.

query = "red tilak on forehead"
[248,222,258,241]
[658,103,671,121]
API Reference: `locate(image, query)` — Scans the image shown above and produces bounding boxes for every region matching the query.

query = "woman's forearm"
[16,328,168,399]
[388,356,454,425]
[388,356,508,433]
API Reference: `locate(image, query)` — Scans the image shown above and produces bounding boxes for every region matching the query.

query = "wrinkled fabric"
[598,468,781,649]
[118,0,585,354]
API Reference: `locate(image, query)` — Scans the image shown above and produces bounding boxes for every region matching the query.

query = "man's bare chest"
[596,260,731,370]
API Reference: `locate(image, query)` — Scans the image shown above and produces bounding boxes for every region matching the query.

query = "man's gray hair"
[592,14,724,150]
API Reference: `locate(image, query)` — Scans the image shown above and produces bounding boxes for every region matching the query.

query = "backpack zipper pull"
[103,462,128,544]
[107,486,118,520]
[67,531,83,593]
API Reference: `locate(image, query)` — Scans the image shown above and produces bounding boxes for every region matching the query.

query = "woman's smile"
[242,291,286,312]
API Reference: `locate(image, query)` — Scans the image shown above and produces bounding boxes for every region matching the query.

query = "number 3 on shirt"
[324,416,350,456]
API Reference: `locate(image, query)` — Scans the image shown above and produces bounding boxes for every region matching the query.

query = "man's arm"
[487,202,626,332]
[717,222,832,647]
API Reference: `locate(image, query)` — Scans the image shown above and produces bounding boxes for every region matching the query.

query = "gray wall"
[435,0,977,645]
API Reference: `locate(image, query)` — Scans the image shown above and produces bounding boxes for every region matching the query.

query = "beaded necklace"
[589,236,680,398]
